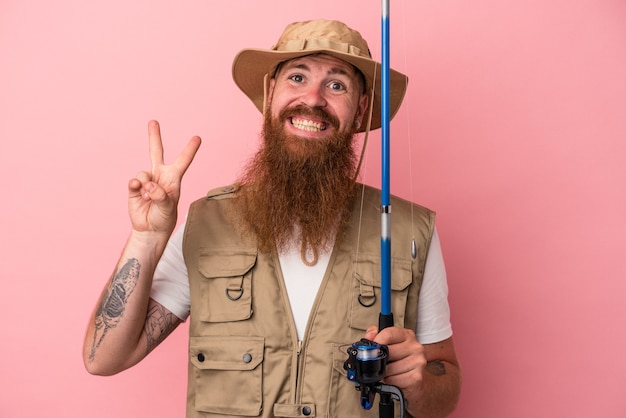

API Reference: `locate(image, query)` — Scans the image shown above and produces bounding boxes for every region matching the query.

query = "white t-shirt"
[151,222,452,344]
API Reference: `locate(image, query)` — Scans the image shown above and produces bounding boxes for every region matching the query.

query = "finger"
[135,171,152,183]
[148,120,165,169]
[383,360,424,390]
[130,178,166,202]
[172,135,202,176]
[128,171,154,199]
[128,178,142,196]
[364,325,378,341]
[142,181,167,202]
[384,357,422,380]
[129,172,151,197]
[373,326,413,345]
[378,329,423,364]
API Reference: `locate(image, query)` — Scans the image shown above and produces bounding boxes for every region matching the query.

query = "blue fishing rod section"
[379,0,393,331]
[343,3,406,415]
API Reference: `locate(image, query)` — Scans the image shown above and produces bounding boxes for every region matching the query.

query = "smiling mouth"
[290,117,328,132]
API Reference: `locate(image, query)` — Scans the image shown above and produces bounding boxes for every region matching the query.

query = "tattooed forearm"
[144,302,180,354]
[89,258,141,361]
[425,360,447,376]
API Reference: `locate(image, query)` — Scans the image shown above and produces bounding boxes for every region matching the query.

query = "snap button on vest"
[302,406,311,416]
[197,353,205,362]
[242,353,252,363]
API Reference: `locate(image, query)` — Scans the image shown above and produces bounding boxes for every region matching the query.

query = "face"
[267,54,369,141]
[233,55,367,255]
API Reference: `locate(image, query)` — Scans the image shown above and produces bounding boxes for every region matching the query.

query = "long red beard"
[234,105,359,255]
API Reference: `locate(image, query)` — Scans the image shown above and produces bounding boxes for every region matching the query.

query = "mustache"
[278,104,340,131]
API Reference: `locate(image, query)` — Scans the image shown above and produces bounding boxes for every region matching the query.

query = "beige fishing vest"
[183,183,435,418]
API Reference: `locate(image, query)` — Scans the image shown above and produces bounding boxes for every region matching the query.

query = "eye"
[289,74,304,83]
[328,81,347,92]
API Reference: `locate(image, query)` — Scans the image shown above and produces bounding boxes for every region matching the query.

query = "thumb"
[364,325,378,341]
[142,181,169,203]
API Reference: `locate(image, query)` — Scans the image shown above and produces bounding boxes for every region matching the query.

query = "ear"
[355,93,369,127]
[263,75,276,114]
[268,78,276,100]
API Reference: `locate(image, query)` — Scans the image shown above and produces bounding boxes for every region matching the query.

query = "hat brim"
[232,48,408,133]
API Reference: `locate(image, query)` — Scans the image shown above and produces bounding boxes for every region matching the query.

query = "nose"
[300,83,327,108]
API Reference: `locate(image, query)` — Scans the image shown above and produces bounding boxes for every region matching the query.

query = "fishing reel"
[344,338,405,417]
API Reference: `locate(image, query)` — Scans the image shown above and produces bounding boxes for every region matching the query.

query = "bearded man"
[83,19,461,418]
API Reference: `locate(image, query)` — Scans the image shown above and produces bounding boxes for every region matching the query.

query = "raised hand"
[127,120,201,236]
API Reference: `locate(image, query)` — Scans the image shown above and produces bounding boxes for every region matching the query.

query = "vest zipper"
[295,340,303,397]
[275,247,338,406]
[272,250,305,405]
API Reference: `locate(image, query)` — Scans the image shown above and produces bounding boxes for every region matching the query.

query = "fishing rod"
[379,0,393,334]
[343,1,406,417]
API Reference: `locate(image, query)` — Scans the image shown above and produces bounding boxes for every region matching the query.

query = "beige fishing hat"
[232,19,408,132]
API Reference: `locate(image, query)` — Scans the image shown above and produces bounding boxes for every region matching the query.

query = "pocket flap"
[198,248,257,278]
[331,343,349,377]
[190,336,264,371]
[352,255,412,290]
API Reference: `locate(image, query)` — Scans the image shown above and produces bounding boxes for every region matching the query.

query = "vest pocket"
[190,335,264,416]
[329,342,361,417]
[349,255,413,331]
[197,248,257,322]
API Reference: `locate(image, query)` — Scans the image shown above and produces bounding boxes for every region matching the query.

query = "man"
[83,19,461,418]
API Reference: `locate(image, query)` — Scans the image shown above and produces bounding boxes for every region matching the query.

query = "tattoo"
[89,258,140,362]
[425,360,447,376]
[144,302,179,354]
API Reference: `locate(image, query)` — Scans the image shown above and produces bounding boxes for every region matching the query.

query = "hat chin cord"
[353,65,376,182]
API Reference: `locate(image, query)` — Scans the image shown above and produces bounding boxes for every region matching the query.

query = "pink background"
[1,1,625,417]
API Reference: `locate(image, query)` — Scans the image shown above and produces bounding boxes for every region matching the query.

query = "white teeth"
[291,118,326,132]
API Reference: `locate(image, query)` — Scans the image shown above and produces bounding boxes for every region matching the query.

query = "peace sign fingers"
[128,120,202,234]
[148,120,201,179]
[172,133,202,178]
[148,120,165,170]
